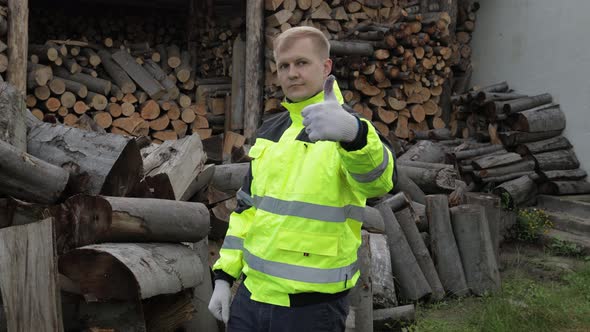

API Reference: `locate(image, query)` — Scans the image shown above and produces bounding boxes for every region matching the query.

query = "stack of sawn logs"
[450,81,590,208]
[0,83,223,331]
[262,0,479,142]
[26,6,241,146]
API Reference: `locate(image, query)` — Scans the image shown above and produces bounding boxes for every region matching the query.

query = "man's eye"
[297,61,306,66]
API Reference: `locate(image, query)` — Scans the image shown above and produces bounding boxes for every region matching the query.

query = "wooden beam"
[7,0,28,94]
[244,0,264,143]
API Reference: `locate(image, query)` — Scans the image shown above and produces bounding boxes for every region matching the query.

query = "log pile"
[26,5,245,148]
[262,0,479,141]
[0,105,220,331]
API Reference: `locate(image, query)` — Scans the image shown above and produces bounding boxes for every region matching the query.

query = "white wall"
[470,0,590,174]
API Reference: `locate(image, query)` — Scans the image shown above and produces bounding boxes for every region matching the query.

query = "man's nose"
[287,64,299,78]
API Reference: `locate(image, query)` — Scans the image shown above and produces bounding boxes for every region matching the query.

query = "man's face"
[275,38,332,102]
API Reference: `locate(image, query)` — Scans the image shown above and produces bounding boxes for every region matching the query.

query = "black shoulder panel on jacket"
[256,111,292,143]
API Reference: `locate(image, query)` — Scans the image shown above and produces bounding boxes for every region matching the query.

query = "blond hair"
[273,26,330,60]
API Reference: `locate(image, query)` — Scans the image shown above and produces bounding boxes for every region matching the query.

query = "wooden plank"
[0,218,64,332]
[111,50,166,100]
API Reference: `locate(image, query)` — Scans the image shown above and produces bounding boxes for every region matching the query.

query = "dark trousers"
[227,283,349,332]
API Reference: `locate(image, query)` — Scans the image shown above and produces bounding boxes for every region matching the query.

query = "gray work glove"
[301,75,359,143]
[208,279,231,324]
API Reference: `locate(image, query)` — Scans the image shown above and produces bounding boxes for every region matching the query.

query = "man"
[208,26,395,331]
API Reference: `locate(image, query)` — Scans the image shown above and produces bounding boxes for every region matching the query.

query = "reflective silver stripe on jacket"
[221,235,244,250]
[349,146,390,183]
[254,195,364,222]
[245,249,357,284]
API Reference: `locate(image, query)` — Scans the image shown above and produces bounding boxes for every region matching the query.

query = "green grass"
[405,261,590,332]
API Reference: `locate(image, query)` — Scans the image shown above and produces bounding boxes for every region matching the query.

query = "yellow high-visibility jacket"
[213,81,395,307]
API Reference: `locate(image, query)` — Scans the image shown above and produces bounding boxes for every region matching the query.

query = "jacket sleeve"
[338,117,396,198]
[212,165,256,285]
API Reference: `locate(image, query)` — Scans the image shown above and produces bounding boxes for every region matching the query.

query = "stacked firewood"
[0,3,7,81]
[451,0,479,94]
[25,6,242,145]
[262,0,477,141]
[450,81,590,207]
[0,86,219,331]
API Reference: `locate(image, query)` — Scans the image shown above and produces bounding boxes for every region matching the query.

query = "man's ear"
[323,58,333,77]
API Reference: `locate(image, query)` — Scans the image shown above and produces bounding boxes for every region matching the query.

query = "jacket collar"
[281,80,345,125]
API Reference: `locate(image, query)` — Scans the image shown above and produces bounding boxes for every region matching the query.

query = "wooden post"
[244,0,264,143]
[231,35,246,130]
[7,0,28,94]
[348,231,373,332]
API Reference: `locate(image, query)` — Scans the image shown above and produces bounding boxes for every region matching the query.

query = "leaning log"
[97,49,136,94]
[492,175,538,209]
[59,243,203,300]
[0,82,26,151]
[143,134,207,200]
[533,149,580,171]
[394,169,427,204]
[349,231,373,332]
[369,233,397,308]
[0,218,64,332]
[425,195,468,296]
[512,105,566,133]
[538,181,590,195]
[0,139,69,204]
[515,135,571,156]
[450,205,501,296]
[396,207,445,301]
[363,206,385,233]
[26,121,142,196]
[465,193,502,265]
[57,195,210,253]
[376,201,431,300]
[112,50,165,100]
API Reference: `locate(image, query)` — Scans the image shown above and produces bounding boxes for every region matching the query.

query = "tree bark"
[97,49,136,94]
[465,192,502,265]
[244,0,264,143]
[143,134,207,200]
[210,162,250,192]
[362,206,385,233]
[27,121,142,196]
[53,66,112,95]
[329,40,374,56]
[516,136,572,156]
[503,93,553,114]
[112,50,165,100]
[373,305,415,329]
[396,207,445,301]
[0,139,69,204]
[499,130,562,147]
[450,204,501,296]
[475,159,536,179]
[231,35,246,130]
[57,195,210,253]
[533,149,580,171]
[348,231,373,332]
[452,144,504,160]
[394,168,427,204]
[0,218,64,332]
[375,200,431,301]
[0,82,27,151]
[398,140,446,163]
[398,165,459,194]
[59,243,204,300]
[472,152,522,170]
[425,195,468,296]
[537,168,587,182]
[513,105,566,133]
[369,233,397,308]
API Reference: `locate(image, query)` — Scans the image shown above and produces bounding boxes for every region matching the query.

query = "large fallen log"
[512,105,566,133]
[0,82,26,151]
[26,121,142,196]
[59,243,203,301]
[396,207,445,301]
[369,233,397,308]
[373,305,415,330]
[0,139,69,204]
[450,204,501,296]
[57,195,210,253]
[393,169,427,204]
[398,165,458,194]
[425,195,468,296]
[142,134,207,200]
[492,175,538,209]
[0,218,64,332]
[376,200,431,301]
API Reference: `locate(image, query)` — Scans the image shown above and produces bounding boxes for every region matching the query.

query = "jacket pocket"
[275,230,339,257]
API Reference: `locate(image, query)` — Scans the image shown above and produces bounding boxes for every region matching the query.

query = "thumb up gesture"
[301,75,359,143]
